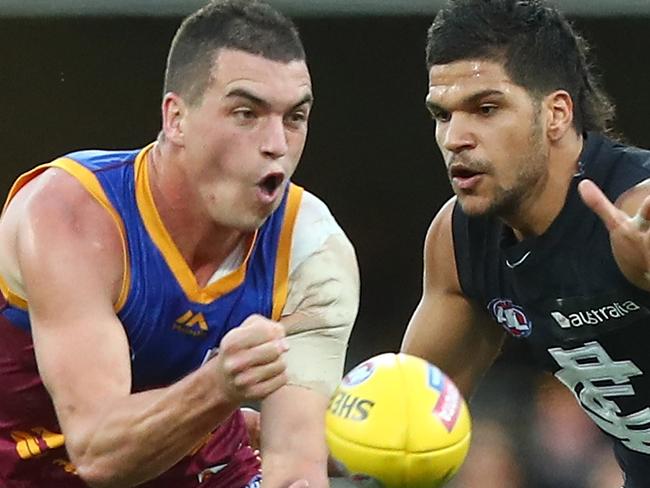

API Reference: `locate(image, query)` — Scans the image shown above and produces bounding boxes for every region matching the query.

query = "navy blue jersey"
[452,132,650,486]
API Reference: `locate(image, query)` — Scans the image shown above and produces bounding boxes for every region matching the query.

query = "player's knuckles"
[260,373,289,396]
[221,354,251,376]
[243,316,285,340]
[232,372,254,389]
[234,360,286,389]
[240,313,266,326]
[218,332,241,353]
[250,340,287,364]
[245,375,287,400]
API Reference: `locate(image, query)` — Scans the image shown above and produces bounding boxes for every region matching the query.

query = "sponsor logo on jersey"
[488,298,532,338]
[428,365,462,432]
[342,359,375,387]
[173,310,209,337]
[550,300,641,328]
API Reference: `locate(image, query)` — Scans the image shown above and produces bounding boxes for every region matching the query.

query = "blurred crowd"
[447,364,623,488]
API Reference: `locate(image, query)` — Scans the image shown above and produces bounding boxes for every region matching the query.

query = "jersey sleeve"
[280,191,360,397]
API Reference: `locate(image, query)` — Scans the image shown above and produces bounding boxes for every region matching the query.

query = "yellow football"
[326,353,471,488]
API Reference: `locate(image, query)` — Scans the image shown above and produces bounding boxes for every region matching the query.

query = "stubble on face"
[457,109,549,219]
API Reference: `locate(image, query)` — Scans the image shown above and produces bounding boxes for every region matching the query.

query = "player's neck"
[146,143,249,281]
[507,132,584,240]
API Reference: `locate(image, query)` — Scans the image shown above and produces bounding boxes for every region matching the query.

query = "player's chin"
[241,207,277,231]
[455,194,493,217]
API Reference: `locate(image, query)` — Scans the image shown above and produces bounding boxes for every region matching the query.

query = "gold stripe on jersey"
[134,146,258,304]
[0,158,131,312]
[272,184,303,321]
[0,274,27,309]
[49,158,131,311]
[0,164,52,309]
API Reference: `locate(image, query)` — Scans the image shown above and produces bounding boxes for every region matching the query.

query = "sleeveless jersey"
[452,132,650,487]
[0,144,303,487]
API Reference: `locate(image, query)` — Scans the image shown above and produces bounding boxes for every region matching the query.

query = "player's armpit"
[281,233,360,397]
[401,199,505,398]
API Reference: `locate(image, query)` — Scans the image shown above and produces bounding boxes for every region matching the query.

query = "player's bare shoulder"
[422,196,459,287]
[0,167,124,300]
[425,195,457,246]
[290,189,357,273]
[283,189,359,328]
[280,190,360,396]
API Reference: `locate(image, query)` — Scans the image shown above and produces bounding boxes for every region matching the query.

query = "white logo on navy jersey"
[549,341,650,454]
[551,300,641,328]
[505,251,531,269]
[488,298,532,337]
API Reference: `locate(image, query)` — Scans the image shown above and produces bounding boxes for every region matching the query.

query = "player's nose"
[441,114,476,154]
[260,116,289,159]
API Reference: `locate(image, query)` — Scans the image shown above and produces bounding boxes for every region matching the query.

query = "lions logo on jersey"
[488,298,532,338]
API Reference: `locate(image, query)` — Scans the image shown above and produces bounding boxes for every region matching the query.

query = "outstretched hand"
[578,179,650,287]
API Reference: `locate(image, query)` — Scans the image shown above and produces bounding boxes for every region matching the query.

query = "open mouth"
[450,165,481,179]
[449,164,485,190]
[257,172,284,197]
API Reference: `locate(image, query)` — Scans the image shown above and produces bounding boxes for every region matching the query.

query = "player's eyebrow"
[426,89,505,113]
[226,87,314,111]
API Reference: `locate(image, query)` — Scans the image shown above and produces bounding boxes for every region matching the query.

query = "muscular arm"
[401,199,505,398]
[260,193,360,488]
[8,170,287,488]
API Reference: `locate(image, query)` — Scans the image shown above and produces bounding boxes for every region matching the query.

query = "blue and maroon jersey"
[0,144,303,487]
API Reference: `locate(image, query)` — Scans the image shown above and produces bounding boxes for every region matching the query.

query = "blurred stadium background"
[2,1,649,486]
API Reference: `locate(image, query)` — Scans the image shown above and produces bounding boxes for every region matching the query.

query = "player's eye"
[430,109,451,123]
[284,110,308,129]
[288,111,307,123]
[233,108,257,121]
[479,105,498,116]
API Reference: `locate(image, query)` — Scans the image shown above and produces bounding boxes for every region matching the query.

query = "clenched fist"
[214,314,290,404]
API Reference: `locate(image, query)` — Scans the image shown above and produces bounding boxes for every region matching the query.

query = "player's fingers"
[221,317,285,351]
[578,179,624,232]
[245,369,288,399]
[633,195,650,232]
[233,358,287,389]
[224,338,289,375]
[240,313,284,335]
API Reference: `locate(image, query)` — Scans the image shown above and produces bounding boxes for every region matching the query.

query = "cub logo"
[488,298,532,338]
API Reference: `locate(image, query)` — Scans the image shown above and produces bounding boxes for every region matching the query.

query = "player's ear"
[161,92,187,145]
[543,90,574,141]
